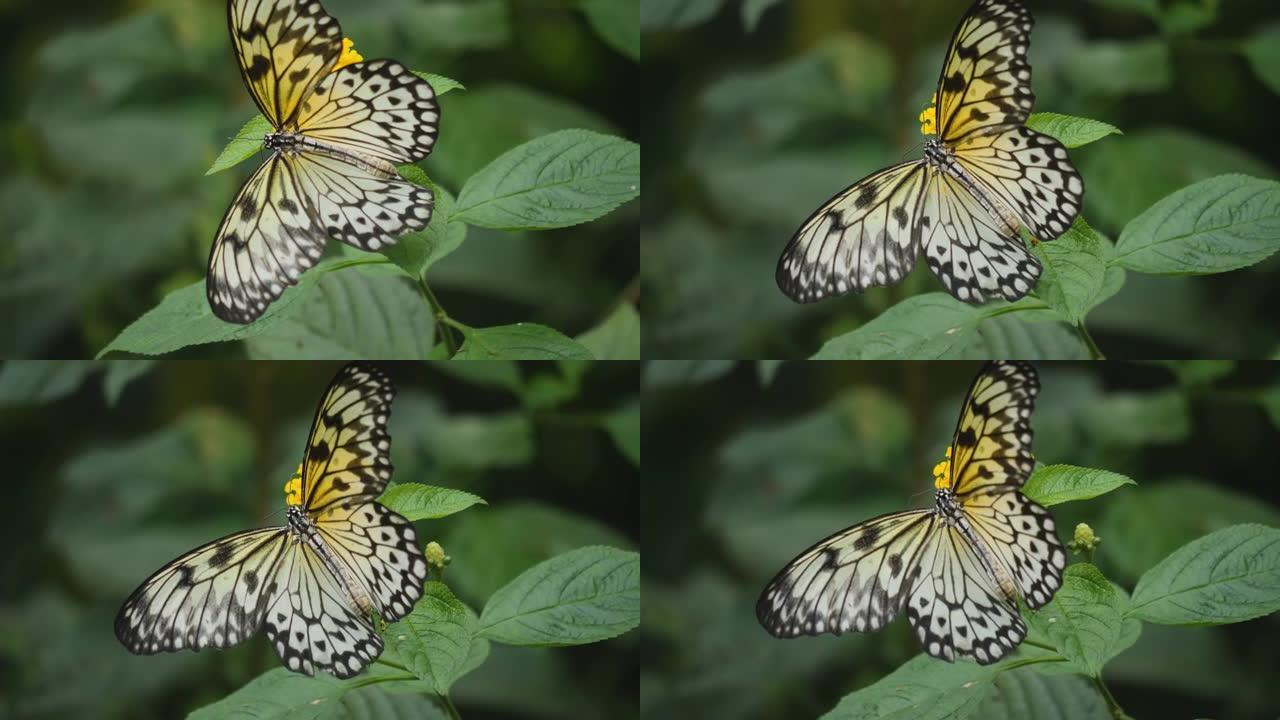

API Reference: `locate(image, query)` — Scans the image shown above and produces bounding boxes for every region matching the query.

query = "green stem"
[1091,675,1131,720]
[440,693,463,720]
[416,273,459,356]
[1074,321,1106,360]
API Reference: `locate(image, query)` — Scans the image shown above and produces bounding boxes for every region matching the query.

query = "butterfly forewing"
[757,510,935,638]
[948,360,1039,496]
[115,528,289,654]
[777,161,928,303]
[208,154,327,323]
[935,0,1034,143]
[228,0,343,129]
[299,362,396,513]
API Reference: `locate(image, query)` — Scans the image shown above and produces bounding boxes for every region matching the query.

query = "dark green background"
[641,0,1280,358]
[0,360,639,719]
[642,360,1280,719]
[0,0,638,358]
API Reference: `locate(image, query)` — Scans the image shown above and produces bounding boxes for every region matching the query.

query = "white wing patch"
[315,501,429,622]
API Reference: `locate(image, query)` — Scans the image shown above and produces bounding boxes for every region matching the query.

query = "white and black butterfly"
[777,0,1083,305]
[115,362,427,678]
[758,361,1066,664]
[210,0,440,323]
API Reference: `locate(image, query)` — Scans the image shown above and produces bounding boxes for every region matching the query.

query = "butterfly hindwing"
[951,126,1084,241]
[906,522,1026,664]
[263,538,383,678]
[292,152,434,252]
[293,59,440,164]
[314,501,429,623]
[228,0,343,129]
[960,488,1066,610]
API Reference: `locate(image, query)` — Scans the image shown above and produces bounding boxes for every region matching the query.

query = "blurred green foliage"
[0,0,639,359]
[642,360,1280,719]
[0,359,639,719]
[641,0,1280,359]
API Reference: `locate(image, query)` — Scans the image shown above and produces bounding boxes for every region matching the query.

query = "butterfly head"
[932,446,953,491]
[284,463,304,506]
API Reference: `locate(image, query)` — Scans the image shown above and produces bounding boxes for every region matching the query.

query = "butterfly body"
[116,363,427,678]
[778,0,1083,306]
[210,0,440,323]
[758,361,1066,665]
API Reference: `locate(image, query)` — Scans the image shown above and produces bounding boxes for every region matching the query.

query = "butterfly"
[777,0,1083,305]
[209,0,440,323]
[757,361,1066,664]
[115,362,428,678]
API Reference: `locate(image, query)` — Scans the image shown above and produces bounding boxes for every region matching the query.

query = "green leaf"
[386,581,481,693]
[974,672,1112,720]
[1028,564,1126,677]
[97,260,342,357]
[101,360,154,406]
[1112,174,1280,275]
[1130,524,1280,625]
[1026,113,1122,149]
[601,402,640,466]
[1024,465,1136,507]
[453,129,639,230]
[575,302,640,359]
[810,293,1084,359]
[379,483,487,520]
[1097,480,1280,584]
[577,0,639,61]
[243,270,433,359]
[413,71,465,97]
[454,323,594,360]
[380,169,467,277]
[443,502,633,602]
[1241,25,1280,95]
[0,361,97,405]
[1032,217,1109,324]
[205,114,271,175]
[188,665,428,719]
[819,653,1007,719]
[478,546,639,646]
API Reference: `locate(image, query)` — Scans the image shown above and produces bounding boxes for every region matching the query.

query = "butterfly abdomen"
[923,139,1021,236]
[287,507,376,615]
[265,132,398,178]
